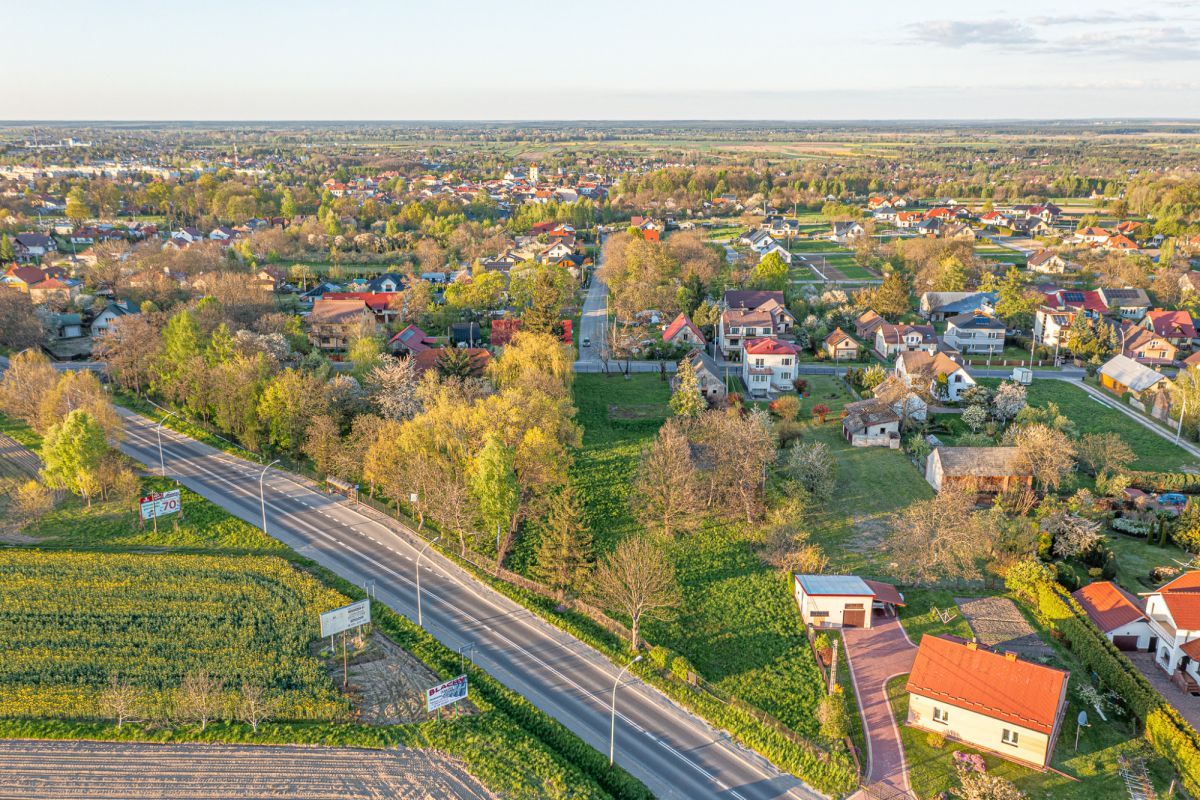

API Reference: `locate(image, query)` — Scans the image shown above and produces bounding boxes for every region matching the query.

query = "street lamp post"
[259,459,280,534]
[416,535,442,628]
[156,410,179,477]
[609,655,643,768]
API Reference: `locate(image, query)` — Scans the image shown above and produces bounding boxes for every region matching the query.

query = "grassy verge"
[0,412,42,451]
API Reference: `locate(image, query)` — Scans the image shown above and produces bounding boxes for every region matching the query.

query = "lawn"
[834,264,879,280]
[789,240,852,254]
[980,378,1198,473]
[567,373,829,736]
[796,374,858,416]
[802,425,934,576]
[1104,530,1191,593]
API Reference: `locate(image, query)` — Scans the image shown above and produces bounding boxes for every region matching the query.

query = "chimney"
[966,641,978,650]
[1005,652,1018,661]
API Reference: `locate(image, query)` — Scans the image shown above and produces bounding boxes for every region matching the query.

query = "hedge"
[1005,559,1200,793]
[1126,471,1200,494]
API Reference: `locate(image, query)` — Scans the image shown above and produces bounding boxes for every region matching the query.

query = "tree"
[669,359,706,418]
[991,380,1027,424]
[468,435,519,558]
[690,409,777,522]
[348,331,383,378]
[156,310,202,392]
[0,348,58,427]
[962,404,988,433]
[0,289,44,350]
[872,272,911,319]
[100,674,141,730]
[280,188,299,219]
[0,234,13,262]
[751,252,790,290]
[633,423,701,538]
[236,684,279,733]
[1046,512,1102,559]
[1009,423,1076,491]
[811,403,831,423]
[175,670,224,731]
[591,536,681,651]
[436,347,475,379]
[993,267,1041,329]
[65,186,92,226]
[888,486,993,584]
[531,486,593,602]
[1075,432,1134,477]
[41,410,108,506]
[95,312,165,395]
[366,357,421,421]
[302,415,342,476]
[257,369,329,454]
[782,442,837,502]
[488,332,573,394]
[955,764,1027,800]
[817,686,850,740]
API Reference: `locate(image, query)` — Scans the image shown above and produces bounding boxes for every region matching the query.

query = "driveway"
[1127,651,1200,729]
[842,614,918,797]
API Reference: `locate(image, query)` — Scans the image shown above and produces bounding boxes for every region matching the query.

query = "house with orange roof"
[1142,309,1196,347]
[1103,233,1140,252]
[1114,221,1143,236]
[742,337,799,395]
[1075,226,1112,245]
[1072,581,1152,651]
[905,635,1069,768]
[662,313,705,348]
[1142,571,1200,693]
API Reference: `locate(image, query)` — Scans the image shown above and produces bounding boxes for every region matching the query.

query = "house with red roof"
[1142,571,1200,693]
[662,313,705,348]
[324,292,401,324]
[1142,309,1196,347]
[2,264,46,293]
[742,337,799,395]
[1104,233,1140,252]
[1075,226,1112,245]
[388,324,435,355]
[1073,581,1152,651]
[906,635,1069,768]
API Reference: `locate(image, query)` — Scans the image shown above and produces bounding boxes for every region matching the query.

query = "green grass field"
[796,374,857,415]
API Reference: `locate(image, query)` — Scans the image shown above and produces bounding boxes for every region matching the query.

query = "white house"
[1072,581,1153,651]
[760,242,793,264]
[1141,571,1200,692]
[793,574,904,629]
[89,301,135,337]
[742,337,798,395]
[718,290,795,359]
[943,312,1006,354]
[830,221,865,244]
[874,322,938,359]
[895,350,976,402]
[1033,307,1073,347]
[906,635,1069,768]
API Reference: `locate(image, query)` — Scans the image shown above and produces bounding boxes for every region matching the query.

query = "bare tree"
[366,356,422,421]
[175,670,225,731]
[1075,432,1134,477]
[1007,423,1076,491]
[632,423,700,537]
[591,537,681,651]
[236,684,280,733]
[100,674,141,729]
[888,485,994,585]
[1046,512,1103,559]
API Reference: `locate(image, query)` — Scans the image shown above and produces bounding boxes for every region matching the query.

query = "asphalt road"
[114,407,820,800]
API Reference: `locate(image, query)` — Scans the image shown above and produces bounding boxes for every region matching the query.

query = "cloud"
[1055,26,1200,61]
[907,20,1040,48]
[1030,12,1165,25]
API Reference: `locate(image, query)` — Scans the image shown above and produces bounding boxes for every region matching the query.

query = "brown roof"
[825,327,856,348]
[906,635,1068,734]
[897,350,965,379]
[863,579,905,607]
[1072,581,1146,633]
[411,347,491,377]
[934,447,1026,478]
[309,298,372,324]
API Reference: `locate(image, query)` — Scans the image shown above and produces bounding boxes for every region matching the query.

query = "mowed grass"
[796,374,857,416]
[980,378,1198,472]
[802,424,933,576]
[570,373,827,735]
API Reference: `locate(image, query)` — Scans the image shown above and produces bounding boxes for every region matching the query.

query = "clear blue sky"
[6,0,1199,120]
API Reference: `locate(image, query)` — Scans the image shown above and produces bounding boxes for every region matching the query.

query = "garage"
[1112,635,1140,651]
[842,607,867,628]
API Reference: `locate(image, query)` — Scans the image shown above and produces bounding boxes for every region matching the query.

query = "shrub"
[1112,517,1151,537]
[669,654,693,684]
[926,731,946,749]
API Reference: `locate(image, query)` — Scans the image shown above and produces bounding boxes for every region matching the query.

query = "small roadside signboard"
[320,599,371,638]
[139,489,181,521]
[426,675,468,712]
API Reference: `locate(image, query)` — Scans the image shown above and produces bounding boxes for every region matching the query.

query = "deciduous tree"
[41,409,108,506]
[591,536,680,651]
[633,423,701,538]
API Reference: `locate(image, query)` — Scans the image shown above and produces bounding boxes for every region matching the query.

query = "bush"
[1112,517,1151,537]
[926,731,946,749]
[1127,471,1200,494]
[669,654,693,685]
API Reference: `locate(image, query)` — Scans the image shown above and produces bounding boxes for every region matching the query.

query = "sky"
[5,0,1200,120]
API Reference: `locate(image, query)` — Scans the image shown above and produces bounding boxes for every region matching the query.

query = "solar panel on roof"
[1062,291,1085,302]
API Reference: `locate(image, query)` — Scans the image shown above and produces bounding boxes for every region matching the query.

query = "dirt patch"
[325,631,474,725]
[846,513,892,554]
[608,403,668,421]
[955,596,1054,661]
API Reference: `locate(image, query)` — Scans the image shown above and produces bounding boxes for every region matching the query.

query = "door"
[842,608,867,628]
[1148,636,1159,653]
[1112,635,1139,651]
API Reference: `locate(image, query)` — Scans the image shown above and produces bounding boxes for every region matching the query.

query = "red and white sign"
[426,675,468,711]
[139,489,181,520]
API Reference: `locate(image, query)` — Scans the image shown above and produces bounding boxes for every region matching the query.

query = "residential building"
[895,350,975,402]
[1027,250,1075,275]
[854,309,885,340]
[874,323,938,360]
[906,635,1068,768]
[1142,309,1196,348]
[389,324,434,355]
[1,265,46,293]
[830,221,865,244]
[919,291,997,322]
[1120,324,1179,366]
[793,574,904,629]
[717,290,795,359]
[89,301,134,336]
[924,446,1032,494]
[662,313,706,348]
[742,338,798,395]
[1141,572,1200,693]
[1072,581,1153,651]
[1097,288,1150,320]
[1033,307,1074,348]
[943,312,1006,354]
[12,233,56,261]
[841,399,900,448]
[674,349,726,403]
[823,328,860,361]
[1043,289,1107,318]
[760,242,793,264]
[1098,355,1172,415]
[306,298,376,352]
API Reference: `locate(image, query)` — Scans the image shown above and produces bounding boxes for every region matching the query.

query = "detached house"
[674,349,726,403]
[1072,581,1152,651]
[1033,307,1073,347]
[943,312,1006,354]
[1120,324,1179,366]
[1027,250,1075,275]
[854,309,885,340]
[919,291,997,322]
[12,233,56,261]
[662,313,706,348]
[1141,572,1200,694]
[306,298,377,352]
[841,399,900,448]
[718,290,795,359]
[742,338,798,396]
[824,328,860,361]
[906,635,1068,768]
[1097,288,1150,321]
[1142,309,1196,348]
[874,323,938,360]
[896,350,976,402]
[830,221,865,244]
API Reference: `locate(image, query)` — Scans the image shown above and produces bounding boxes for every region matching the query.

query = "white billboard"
[426,675,468,712]
[139,490,181,520]
[320,599,371,638]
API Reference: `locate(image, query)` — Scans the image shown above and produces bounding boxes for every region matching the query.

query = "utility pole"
[416,536,442,628]
[828,639,839,693]
[156,410,179,478]
[259,459,281,535]
[610,655,643,768]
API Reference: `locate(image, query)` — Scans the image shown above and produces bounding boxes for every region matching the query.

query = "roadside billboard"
[426,675,468,711]
[320,599,371,638]
[139,490,181,521]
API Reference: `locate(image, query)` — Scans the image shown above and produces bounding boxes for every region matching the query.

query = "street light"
[259,459,280,535]
[416,535,442,628]
[156,410,179,477]
[609,655,643,768]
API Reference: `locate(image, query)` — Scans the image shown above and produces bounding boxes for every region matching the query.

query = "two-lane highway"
[115,408,819,800]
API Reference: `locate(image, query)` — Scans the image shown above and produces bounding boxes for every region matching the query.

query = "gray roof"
[934,446,1026,477]
[794,574,874,597]
[684,348,721,378]
[1099,354,1167,393]
[946,311,1005,330]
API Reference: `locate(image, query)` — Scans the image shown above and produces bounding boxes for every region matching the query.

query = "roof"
[842,399,900,433]
[1072,581,1146,632]
[1098,287,1150,307]
[863,579,905,607]
[388,324,433,352]
[411,347,491,377]
[906,635,1068,735]
[743,337,799,356]
[683,348,722,377]
[724,290,786,311]
[1150,571,1200,631]
[308,298,372,324]
[825,327,857,347]
[946,312,1005,331]
[794,574,874,597]
[933,446,1026,477]
[897,350,967,380]
[1099,354,1167,393]
[1145,309,1196,340]
[5,265,45,285]
[1044,289,1107,314]
[663,313,705,345]
[921,291,996,314]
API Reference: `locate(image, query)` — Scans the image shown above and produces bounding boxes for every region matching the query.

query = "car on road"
[582,336,591,347]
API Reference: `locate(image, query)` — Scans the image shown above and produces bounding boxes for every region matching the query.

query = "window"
[1002,729,1019,746]
[810,610,829,618]
[754,358,765,367]
[932,707,949,724]
[782,358,792,366]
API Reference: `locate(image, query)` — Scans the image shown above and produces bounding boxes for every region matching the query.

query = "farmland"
[0,550,349,721]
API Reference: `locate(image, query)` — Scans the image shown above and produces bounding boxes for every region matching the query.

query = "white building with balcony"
[1142,571,1200,693]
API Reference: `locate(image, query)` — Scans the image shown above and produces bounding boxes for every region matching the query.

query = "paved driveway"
[1127,651,1200,729]
[842,614,918,797]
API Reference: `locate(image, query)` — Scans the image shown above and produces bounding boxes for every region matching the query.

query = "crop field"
[0,550,349,721]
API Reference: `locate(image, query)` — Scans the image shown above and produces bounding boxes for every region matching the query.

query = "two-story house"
[943,312,1006,354]
[675,349,726,403]
[306,297,377,353]
[1033,307,1074,348]
[662,313,706,348]
[717,290,795,359]
[895,350,976,402]
[742,338,798,396]
[1141,572,1200,694]
[1142,309,1196,349]
[919,291,997,322]
[874,322,938,360]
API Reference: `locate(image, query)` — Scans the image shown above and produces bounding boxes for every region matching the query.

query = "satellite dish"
[1078,710,1089,727]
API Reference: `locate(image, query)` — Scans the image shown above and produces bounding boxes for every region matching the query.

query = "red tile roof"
[1145,309,1196,340]
[1072,581,1146,632]
[662,313,705,345]
[743,337,799,356]
[324,291,396,312]
[1158,571,1200,593]
[1160,593,1200,631]
[907,636,1068,734]
[863,579,905,607]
